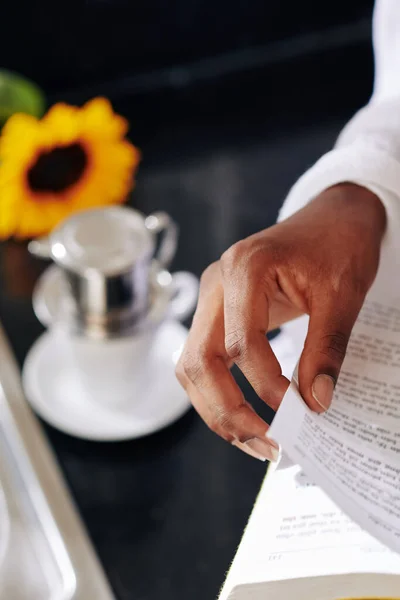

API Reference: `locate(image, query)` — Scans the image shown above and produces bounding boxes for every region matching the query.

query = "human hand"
[176,184,386,461]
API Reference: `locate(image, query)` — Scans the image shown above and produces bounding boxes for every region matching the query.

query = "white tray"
[0,323,116,599]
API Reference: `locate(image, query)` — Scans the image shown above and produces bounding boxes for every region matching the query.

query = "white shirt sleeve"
[278,0,400,234]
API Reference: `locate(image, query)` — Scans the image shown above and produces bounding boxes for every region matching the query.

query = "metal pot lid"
[29,206,154,277]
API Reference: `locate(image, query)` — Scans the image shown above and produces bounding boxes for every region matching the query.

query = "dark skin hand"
[176,183,386,461]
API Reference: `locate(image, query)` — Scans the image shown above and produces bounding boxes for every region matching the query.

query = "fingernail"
[312,374,335,411]
[232,440,267,461]
[234,438,279,462]
[247,438,280,462]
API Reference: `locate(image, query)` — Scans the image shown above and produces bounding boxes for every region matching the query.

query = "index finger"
[221,248,289,410]
[176,264,279,460]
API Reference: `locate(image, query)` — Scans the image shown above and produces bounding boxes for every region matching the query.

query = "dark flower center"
[27,142,87,194]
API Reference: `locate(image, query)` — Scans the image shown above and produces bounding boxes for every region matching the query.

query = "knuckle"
[257,237,281,263]
[221,237,280,282]
[209,403,246,437]
[225,329,250,360]
[247,375,282,409]
[220,240,248,273]
[319,331,348,361]
[179,351,206,385]
[209,409,233,434]
[175,361,186,386]
[331,266,370,299]
[252,380,274,405]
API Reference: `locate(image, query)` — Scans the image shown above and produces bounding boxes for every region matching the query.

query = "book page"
[218,466,400,600]
[268,294,400,553]
[229,575,400,600]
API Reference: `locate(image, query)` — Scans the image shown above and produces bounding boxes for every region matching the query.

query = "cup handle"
[145,212,178,269]
[28,236,52,259]
[168,272,199,322]
[33,265,71,328]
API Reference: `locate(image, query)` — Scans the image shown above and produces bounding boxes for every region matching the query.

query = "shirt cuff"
[278,143,400,231]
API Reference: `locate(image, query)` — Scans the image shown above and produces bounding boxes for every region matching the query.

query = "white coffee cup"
[33,264,198,407]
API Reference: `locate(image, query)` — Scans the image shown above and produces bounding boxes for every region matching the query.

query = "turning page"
[268,291,400,552]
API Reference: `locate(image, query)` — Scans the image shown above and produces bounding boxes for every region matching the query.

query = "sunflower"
[0,97,140,239]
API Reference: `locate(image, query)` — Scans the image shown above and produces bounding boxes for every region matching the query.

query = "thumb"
[298,291,364,413]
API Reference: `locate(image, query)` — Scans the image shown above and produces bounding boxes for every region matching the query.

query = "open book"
[218,464,400,600]
[219,251,400,599]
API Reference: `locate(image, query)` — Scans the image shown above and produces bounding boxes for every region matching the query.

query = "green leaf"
[0,70,45,126]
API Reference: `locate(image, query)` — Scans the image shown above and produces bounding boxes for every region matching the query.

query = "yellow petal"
[0,113,40,160]
[0,182,21,239]
[1,113,39,139]
[41,103,80,144]
[80,97,129,140]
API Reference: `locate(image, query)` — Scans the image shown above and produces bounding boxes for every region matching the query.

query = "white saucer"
[22,320,191,441]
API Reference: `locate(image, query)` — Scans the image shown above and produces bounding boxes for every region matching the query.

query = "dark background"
[2,0,373,98]
[0,1,375,599]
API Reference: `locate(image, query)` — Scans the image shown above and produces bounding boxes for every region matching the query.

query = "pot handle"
[145,212,178,269]
[167,271,199,322]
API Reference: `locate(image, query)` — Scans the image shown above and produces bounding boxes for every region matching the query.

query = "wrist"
[314,182,387,239]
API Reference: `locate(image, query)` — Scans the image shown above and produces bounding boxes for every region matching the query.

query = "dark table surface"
[0,47,372,600]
